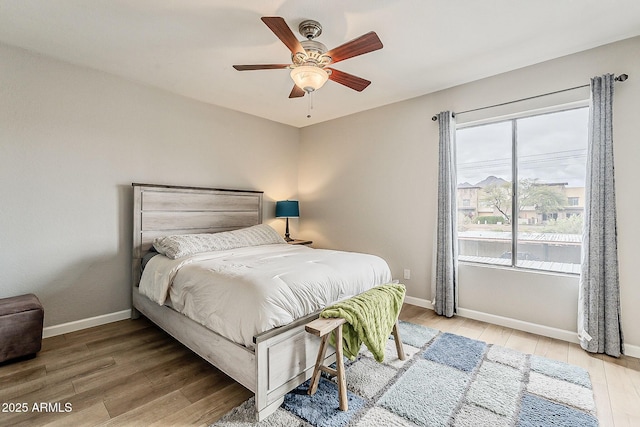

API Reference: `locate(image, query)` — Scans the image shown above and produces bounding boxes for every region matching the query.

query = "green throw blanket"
[320,283,406,362]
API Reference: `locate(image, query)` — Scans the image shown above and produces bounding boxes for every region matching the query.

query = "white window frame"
[455,100,589,275]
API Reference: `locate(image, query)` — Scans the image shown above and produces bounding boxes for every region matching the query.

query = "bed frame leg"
[131,307,141,320]
[256,396,283,421]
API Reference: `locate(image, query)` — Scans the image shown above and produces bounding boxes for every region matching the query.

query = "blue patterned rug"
[212,321,598,427]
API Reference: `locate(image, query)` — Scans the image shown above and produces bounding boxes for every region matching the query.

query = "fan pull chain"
[307,91,314,118]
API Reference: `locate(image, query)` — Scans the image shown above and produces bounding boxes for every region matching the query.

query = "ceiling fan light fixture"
[233,17,383,98]
[290,66,329,92]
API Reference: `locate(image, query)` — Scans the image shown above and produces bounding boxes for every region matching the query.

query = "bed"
[131,183,391,420]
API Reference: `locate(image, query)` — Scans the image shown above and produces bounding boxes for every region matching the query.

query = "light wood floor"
[1,304,638,426]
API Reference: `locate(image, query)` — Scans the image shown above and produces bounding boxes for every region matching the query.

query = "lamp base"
[284,217,293,241]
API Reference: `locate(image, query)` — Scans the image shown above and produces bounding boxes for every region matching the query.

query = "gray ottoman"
[0,294,44,363]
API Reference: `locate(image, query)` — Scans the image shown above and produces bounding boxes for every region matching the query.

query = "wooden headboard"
[131,183,263,286]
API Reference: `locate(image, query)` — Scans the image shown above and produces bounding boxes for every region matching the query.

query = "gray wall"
[299,36,640,350]
[0,42,299,327]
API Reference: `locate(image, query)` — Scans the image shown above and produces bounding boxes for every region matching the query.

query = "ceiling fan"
[233,17,383,98]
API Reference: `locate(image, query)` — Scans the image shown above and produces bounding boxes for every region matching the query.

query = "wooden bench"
[305,316,406,411]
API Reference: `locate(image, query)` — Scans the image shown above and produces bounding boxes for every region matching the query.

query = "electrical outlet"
[403,269,411,280]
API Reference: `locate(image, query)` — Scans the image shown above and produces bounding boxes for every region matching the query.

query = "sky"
[456,107,589,188]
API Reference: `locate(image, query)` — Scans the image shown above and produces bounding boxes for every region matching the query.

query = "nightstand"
[287,239,313,246]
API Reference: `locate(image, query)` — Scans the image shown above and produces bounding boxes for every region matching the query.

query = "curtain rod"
[431,73,628,121]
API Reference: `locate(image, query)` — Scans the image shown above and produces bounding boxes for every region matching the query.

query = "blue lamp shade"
[275,200,299,218]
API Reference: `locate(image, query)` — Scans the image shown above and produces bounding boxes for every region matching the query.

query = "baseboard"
[42,309,131,338]
[404,295,433,309]
[626,343,640,359]
[455,307,580,344]
[402,297,640,359]
[41,304,640,359]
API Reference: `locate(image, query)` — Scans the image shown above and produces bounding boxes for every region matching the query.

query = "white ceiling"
[1,1,639,128]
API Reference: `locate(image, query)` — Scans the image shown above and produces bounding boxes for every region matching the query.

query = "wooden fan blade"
[261,17,305,55]
[327,68,371,92]
[326,32,383,64]
[289,85,306,98]
[233,64,290,71]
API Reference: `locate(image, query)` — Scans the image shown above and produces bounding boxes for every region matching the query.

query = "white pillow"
[153,224,286,259]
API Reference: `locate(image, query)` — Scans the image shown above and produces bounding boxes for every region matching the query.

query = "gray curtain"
[577,74,624,357]
[434,111,457,317]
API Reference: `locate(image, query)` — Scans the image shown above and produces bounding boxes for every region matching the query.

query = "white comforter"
[139,243,392,348]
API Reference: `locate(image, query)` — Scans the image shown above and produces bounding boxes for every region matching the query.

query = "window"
[456,107,589,274]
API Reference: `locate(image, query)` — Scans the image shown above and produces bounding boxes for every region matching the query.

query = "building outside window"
[455,106,589,274]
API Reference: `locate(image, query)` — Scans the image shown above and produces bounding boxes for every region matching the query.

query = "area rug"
[212,321,598,427]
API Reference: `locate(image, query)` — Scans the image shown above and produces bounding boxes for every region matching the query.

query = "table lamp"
[275,200,299,242]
